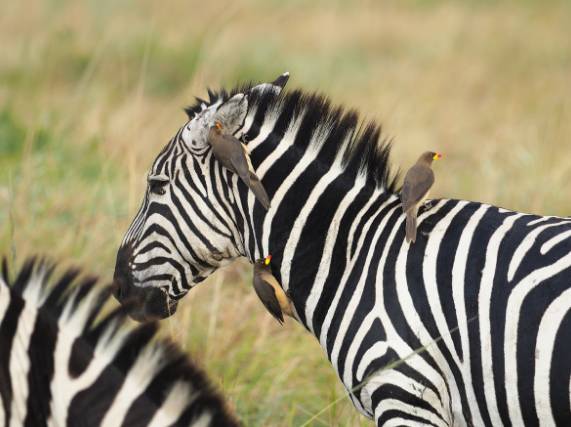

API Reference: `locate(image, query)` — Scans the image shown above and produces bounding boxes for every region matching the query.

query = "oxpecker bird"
[207,121,271,209]
[401,151,442,243]
[253,255,293,324]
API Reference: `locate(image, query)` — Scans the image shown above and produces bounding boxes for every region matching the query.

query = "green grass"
[1,0,570,425]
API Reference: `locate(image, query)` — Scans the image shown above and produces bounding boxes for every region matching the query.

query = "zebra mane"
[185,81,399,192]
[0,257,238,426]
[184,83,255,120]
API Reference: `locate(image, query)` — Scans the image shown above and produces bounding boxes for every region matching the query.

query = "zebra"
[0,258,239,426]
[113,73,571,426]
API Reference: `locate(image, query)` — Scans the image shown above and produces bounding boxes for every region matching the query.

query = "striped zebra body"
[114,75,571,426]
[0,259,238,426]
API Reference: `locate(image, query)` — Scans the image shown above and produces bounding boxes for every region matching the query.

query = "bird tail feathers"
[406,212,417,243]
[248,173,271,210]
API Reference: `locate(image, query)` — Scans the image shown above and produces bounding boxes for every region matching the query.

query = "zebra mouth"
[114,244,179,321]
[123,285,177,322]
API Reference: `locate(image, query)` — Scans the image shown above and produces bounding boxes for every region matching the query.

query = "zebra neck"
[235,98,399,328]
[234,156,398,330]
[284,190,399,329]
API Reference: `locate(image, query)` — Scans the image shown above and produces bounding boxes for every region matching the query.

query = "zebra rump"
[0,258,238,427]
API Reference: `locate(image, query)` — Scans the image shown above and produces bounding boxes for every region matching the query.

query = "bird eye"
[148,175,169,195]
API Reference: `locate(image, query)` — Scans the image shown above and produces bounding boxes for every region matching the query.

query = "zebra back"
[0,258,239,427]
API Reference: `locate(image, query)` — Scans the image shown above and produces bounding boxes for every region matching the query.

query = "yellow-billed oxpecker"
[253,255,293,324]
[401,151,442,243]
[207,121,271,210]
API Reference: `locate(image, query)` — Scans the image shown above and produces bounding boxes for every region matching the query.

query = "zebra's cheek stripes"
[117,118,249,313]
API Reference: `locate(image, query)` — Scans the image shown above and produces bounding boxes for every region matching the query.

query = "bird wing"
[401,165,435,212]
[208,131,237,172]
[225,136,250,179]
[253,272,284,324]
[228,138,271,209]
[246,172,270,210]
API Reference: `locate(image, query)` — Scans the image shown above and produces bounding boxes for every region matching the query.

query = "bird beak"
[433,153,443,160]
[264,254,272,265]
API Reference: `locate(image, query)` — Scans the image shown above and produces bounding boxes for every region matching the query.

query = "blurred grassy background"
[1,0,570,425]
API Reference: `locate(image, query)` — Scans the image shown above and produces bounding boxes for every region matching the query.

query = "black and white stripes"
[114,74,571,425]
[0,258,238,426]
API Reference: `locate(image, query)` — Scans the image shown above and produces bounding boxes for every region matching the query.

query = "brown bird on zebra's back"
[207,121,271,210]
[401,151,442,243]
[253,255,293,324]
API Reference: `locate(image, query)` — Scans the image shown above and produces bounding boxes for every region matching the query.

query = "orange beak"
[264,254,272,266]
[215,121,223,130]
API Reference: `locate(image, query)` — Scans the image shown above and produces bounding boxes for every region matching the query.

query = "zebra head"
[114,73,289,321]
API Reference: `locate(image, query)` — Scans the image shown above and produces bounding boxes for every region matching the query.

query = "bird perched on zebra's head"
[207,120,271,210]
[180,73,289,157]
[114,72,290,322]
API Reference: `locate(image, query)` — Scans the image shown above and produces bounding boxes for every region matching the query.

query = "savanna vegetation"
[1,0,570,425]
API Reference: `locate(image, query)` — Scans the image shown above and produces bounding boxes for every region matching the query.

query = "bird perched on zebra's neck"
[401,150,442,243]
[253,254,293,324]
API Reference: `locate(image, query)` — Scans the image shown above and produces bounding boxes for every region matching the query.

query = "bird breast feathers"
[402,167,434,211]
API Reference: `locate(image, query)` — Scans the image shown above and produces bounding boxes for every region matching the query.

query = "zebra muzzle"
[113,245,176,322]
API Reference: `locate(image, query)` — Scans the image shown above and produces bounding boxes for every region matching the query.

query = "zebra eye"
[148,175,169,195]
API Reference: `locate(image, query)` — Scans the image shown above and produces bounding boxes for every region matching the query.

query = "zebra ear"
[250,72,289,96]
[271,71,289,89]
[213,93,248,134]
